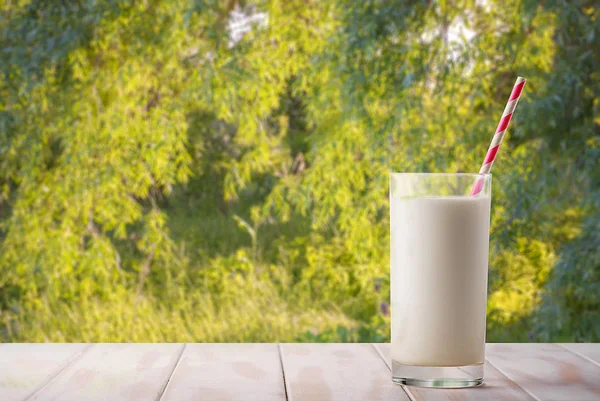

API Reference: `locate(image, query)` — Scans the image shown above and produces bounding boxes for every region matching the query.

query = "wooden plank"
[280,343,410,401]
[160,343,286,401]
[30,343,184,401]
[374,343,536,401]
[0,344,89,401]
[560,344,600,367]
[487,343,600,401]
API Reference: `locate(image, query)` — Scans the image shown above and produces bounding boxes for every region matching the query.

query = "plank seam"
[370,344,416,401]
[557,343,600,369]
[277,343,291,401]
[156,343,187,401]
[485,356,542,401]
[22,343,94,401]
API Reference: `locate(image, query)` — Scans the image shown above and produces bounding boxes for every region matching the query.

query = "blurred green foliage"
[0,0,598,342]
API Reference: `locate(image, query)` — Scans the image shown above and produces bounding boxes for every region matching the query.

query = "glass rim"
[390,172,491,178]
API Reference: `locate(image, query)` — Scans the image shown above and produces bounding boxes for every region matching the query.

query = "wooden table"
[1,343,599,401]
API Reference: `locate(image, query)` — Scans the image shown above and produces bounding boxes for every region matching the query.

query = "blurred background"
[0,0,598,343]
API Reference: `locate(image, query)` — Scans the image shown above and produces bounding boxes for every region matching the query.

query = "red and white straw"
[470,76,527,196]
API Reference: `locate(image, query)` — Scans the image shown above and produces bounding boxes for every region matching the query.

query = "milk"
[391,196,490,367]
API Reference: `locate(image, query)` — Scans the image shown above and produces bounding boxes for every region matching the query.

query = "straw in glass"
[470,76,527,196]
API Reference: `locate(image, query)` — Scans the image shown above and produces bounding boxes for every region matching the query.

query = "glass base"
[392,360,484,388]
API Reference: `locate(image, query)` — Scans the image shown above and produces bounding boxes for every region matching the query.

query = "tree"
[1,0,597,342]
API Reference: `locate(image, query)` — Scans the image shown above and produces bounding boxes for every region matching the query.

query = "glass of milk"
[390,173,492,388]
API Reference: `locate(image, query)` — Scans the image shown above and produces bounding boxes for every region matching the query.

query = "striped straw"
[470,76,527,196]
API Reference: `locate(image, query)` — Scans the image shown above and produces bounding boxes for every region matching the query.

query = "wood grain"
[560,344,600,367]
[280,343,409,401]
[1,343,599,401]
[0,343,89,401]
[374,343,536,401]
[159,343,286,401]
[486,343,600,401]
[29,343,184,401]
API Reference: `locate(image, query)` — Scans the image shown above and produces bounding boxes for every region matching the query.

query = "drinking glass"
[390,173,492,388]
